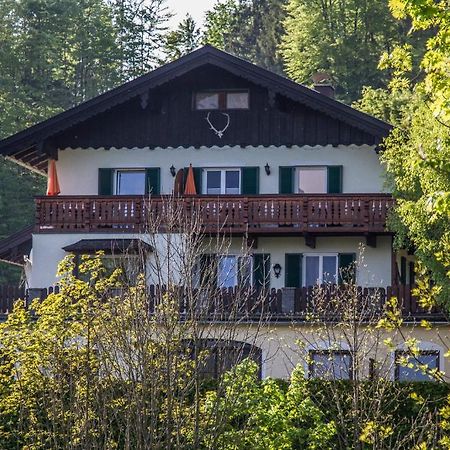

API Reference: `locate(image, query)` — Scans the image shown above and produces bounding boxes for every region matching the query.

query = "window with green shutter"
[283,166,343,194]
[285,254,302,288]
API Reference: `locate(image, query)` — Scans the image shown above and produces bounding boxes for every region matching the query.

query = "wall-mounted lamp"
[265,163,271,175]
[273,263,282,278]
[170,165,176,177]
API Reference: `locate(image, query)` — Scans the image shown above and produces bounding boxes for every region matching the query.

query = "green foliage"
[0,0,172,286]
[203,361,336,449]
[203,0,287,74]
[280,0,428,103]
[163,14,201,62]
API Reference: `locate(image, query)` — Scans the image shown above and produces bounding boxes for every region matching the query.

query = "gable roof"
[0,45,392,174]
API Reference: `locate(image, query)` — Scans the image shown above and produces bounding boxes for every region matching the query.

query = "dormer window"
[194,90,249,110]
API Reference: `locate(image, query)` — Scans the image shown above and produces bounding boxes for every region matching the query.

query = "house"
[0,45,446,380]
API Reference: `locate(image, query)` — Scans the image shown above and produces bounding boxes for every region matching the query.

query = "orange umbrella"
[46,159,61,196]
[184,164,197,195]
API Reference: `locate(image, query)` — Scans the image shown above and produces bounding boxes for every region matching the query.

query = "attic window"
[194,91,249,110]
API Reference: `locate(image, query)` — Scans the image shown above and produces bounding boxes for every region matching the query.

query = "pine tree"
[163,14,201,62]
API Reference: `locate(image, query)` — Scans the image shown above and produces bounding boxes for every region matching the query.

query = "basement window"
[309,350,353,380]
[194,91,249,110]
[395,350,440,381]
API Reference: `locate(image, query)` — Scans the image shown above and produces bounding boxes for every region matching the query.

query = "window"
[304,254,338,286]
[309,350,352,380]
[194,91,249,110]
[115,170,146,195]
[204,169,240,195]
[297,167,327,193]
[185,340,262,380]
[395,350,440,381]
[197,254,253,288]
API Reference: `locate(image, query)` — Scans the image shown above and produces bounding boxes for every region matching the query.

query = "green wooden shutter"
[145,168,160,195]
[241,167,260,195]
[193,167,202,194]
[98,168,113,195]
[338,253,356,284]
[279,167,294,194]
[285,254,302,288]
[327,166,343,193]
[253,253,270,290]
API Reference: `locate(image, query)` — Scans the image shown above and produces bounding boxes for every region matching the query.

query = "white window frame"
[303,253,338,287]
[203,168,241,195]
[114,169,146,195]
[295,166,327,194]
[194,90,250,110]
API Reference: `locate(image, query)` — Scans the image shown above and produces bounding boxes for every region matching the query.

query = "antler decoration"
[205,112,230,138]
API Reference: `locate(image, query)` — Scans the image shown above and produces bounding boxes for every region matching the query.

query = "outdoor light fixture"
[265,163,271,175]
[170,165,176,177]
[273,263,282,278]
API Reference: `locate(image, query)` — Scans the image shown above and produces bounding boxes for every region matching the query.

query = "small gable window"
[194,90,249,110]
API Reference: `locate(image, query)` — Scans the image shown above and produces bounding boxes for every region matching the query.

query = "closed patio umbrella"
[46,159,60,196]
[184,164,197,195]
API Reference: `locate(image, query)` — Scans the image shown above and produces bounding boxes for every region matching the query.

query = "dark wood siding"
[54,66,376,150]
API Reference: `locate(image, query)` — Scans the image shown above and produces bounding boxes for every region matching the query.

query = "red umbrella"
[184,164,197,195]
[46,159,61,196]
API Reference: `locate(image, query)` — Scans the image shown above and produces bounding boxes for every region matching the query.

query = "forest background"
[0,0,443,298]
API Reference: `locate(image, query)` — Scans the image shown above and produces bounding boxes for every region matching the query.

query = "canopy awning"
[62,239,153,254]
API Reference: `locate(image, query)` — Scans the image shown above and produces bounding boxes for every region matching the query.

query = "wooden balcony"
[35,194,394,236]
[0,284,445,322]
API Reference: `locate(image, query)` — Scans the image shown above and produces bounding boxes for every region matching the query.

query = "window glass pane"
[116,171,146,195]
[227,92,249,109]
[397,352,439,381]
[196,92,219,110]
[311,352,352,380]
[206,171,221,195]
[218,256,238,288]
[225,170,240,194]
[305,256,320,286]
[323,256,337,284]
[298,167,327,193]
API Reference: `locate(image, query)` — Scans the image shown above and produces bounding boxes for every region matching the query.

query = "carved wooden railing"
[0,284,444,321]
[35,194,394,234]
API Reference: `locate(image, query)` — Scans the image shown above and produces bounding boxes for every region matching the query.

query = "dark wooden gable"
[54,65,376,150]
[0,45,392,173]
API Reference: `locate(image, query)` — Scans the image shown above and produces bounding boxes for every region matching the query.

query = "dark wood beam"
[366,234,377,248]
[304,234,316,249]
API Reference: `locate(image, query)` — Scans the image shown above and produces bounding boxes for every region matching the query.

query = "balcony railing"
[35,194,394,234]
[0,284,445,322]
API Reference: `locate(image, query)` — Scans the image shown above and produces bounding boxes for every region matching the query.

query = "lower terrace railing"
[0,284,445,321]
[35,194,394,234]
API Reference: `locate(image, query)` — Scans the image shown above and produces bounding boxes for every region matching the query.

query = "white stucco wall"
[29,233,392,289]
[55,144,387,195]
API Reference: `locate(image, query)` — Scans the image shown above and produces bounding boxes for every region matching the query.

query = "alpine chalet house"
[0,46,446,379]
